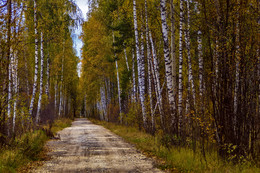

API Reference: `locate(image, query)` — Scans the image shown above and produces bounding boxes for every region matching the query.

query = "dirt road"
[34,118,163,173]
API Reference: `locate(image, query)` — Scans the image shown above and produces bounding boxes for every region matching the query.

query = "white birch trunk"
[178,0,184,135]
[115,60,122,122]
[145,0,153,126]
[29,0,39,116]
[36,32,44,123]
[55,81,58,112]
[59,42,64,117]
[12,51,18,132]
[124,48,129,71]
[100,86,107,120]
[45,50,50,97]
[185,0,196,108]
[149,32,163,124]
[133,0,147,127]
[196,3,204,100]
[160,0,176,127]
[59,84,63,117]
[7,51,13,118]
[132,49,137,102]
[170,0,176,94]
[112,33,122,123]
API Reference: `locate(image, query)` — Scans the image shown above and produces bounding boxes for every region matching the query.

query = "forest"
[0,0,259,172]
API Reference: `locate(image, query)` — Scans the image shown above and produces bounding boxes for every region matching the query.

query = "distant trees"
[81,0,259,161]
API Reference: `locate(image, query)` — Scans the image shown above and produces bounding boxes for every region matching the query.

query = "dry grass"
[90,118,260,173]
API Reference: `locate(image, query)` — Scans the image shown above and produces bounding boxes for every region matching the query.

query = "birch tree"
[145,0,153,125]
[29,0,39,116]
[133,0,147,127]
[124,48,129,71]
[12,51,18,132]
[196,3,204,101]
[36,32,44,123]
[160,0,176,130]
[45,49,50,97]
[170,0,176,93]
[149,32,163,125]
[178,0,184,135]
[131,49,137,103]
[184,0,196,109]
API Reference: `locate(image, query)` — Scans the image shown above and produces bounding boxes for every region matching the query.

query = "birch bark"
[131,49,137,102]
[145,0,153,123]
[36,32,44,123]
[149,32,163,124]
[124,48,129,71]
[170,0,176,93]
[198,31,204,98]
[55,81,57,112]
[12,51,18,132]
[133,0,147,127]
[185,0,196,108]
[7,0,12,122]
[115,60,122,123]
[112,33,122,123]
[45,49,50,97]
[7,52,12,118]
[178,0,184,135]
[29,0,39,116]
[160,0,176,128]
[59,42,64,117]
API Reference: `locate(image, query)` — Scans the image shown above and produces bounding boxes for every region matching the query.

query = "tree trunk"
[178,0,184,136]
[145,0,153,129]
[29,0,39,116]
[55,81,58,112]
[115,60,121,122]
[7,52,12,119]
[45,48,50,97]
[112,33,122,123]
[12,50,18,132]
[36,32,44,123]
[133,0,147,128]
[233,0,240,136]
[124,48,129,71]
[170,0,176,94]
[149,32,163,125]
[184,0,196,108]
[59,42,64,117]
[131,49,137,103]
[160,0,176,130]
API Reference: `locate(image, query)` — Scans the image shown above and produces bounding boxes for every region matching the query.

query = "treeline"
[80,0,259,162]
[0,0,81,144]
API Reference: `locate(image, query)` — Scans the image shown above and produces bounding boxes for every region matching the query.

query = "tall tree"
[178,0,184,136]
[160,0,176,131]
[36,32,44,123]
[133,0,147,127]
[29,0,39,117]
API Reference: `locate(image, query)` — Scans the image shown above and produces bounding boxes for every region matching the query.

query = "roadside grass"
[90,119,259,173]
[0,118,72,173]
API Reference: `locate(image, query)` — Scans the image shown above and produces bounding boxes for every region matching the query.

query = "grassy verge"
[0,118,72,173]
[90,119,259,173]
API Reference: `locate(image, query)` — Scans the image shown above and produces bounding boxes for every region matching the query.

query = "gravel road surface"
[34,118,163,173]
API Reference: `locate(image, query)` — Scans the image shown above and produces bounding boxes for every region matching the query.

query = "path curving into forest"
[34,118,163,173]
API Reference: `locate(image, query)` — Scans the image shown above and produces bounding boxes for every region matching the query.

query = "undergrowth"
[0,118,72,173]
[90,118,259,173]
